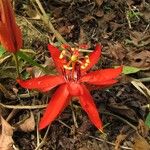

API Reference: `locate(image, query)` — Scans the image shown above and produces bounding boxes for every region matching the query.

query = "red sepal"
[17,75,65,92]
[80,67,122,85]
[48,44,66,74]
[81,44,102,73]
[39,84,70,130]
[78,84,103,130]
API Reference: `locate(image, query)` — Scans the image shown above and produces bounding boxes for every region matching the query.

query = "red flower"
[0,0,22,53]
[17,44,122,130]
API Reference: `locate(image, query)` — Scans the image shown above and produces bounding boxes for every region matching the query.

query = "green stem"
[12,53,20,78]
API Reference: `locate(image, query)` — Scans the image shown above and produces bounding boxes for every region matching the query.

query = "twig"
[0,83,16,99]
[6,109,18,121]
[70,102,78,128]
[143,23,150,35]
[0,103,47,109]
[32,0,67,44]
[126,11,132,29]
[35,125,50,150]
[138,77,150,83]
[12,53,20,78]
[36,113,40,147]
[101,112,137,130]
[57,120,133,150]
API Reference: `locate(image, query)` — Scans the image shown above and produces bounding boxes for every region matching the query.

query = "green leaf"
[145,112,150,128]
[17,51,47,73]
[0,45,6,57]
[123,66,141,74]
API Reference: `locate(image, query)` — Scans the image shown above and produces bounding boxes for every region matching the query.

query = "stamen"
[84,63,89,67]
[81,65,86,69]
[71,55,78,62]
[71,48,75,51]
[59,50,66,59]
[85,55,90,63]
[77,60,83,64]
[63,65,72,70]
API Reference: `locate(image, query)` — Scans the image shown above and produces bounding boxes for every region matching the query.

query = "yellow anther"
[59,50,66,59]
[81,65,86,69]
[86,59,90,63]
[59,54,64,59]
[63,65,72,70]
[71,48,75,51]
[84,63,89,67]
[85,55,90,63]
[71,55,78,62]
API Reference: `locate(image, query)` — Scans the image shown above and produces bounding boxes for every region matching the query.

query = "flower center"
[59,45,90,71]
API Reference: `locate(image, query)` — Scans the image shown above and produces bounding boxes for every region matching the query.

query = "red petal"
[67,82,84,96]
[0,0,22,52]
[48,44,66,73]
[81,44,102,73]
[17,75,65,92]
[39,84,70,130]
[78,84,103,130]
[80,66,122,86]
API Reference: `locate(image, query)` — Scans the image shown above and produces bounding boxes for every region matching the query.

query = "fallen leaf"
[19,112,35,132]
[123,66,141,75]
[0,116,14,150]
[128,50,150,68]
[95,0,103,6]
[145,112,150,128]
[138,119,149,137]
[109,22,122,32]
[82,15,95,22]
[94,9,104,17]
[131,80,150,98]
[129,31,150,47]
[25,5,41,19]
[103,13,116,23]
[140,2,150,21]
[108,102,138,122]
[58,25,74,35]
[115,133,127,150]
[133,134,150,150]
[78,27,90,46]
[108,42,126,61]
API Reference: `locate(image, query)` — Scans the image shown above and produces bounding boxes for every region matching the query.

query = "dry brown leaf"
[0,116,14,150]
[131,80,150,98]
[94,9,104,17]
[19,112,35,132]
[95,0,103,6]
[133,134,150,150]
[103,13,116,23]
[115,133,127,150]
[130,31,150,47]
[128,50,150,68]
[25,5,41,19]
[58,25,74,35]
[137,119,149,137]
[109,22,122,32]
[78,27,90,46]
[108,42,126,61]
[108,100,138,122]
[81,15,95,22]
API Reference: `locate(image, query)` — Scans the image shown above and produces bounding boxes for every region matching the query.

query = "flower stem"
[12,53,20,78]
[70,102,79,128]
